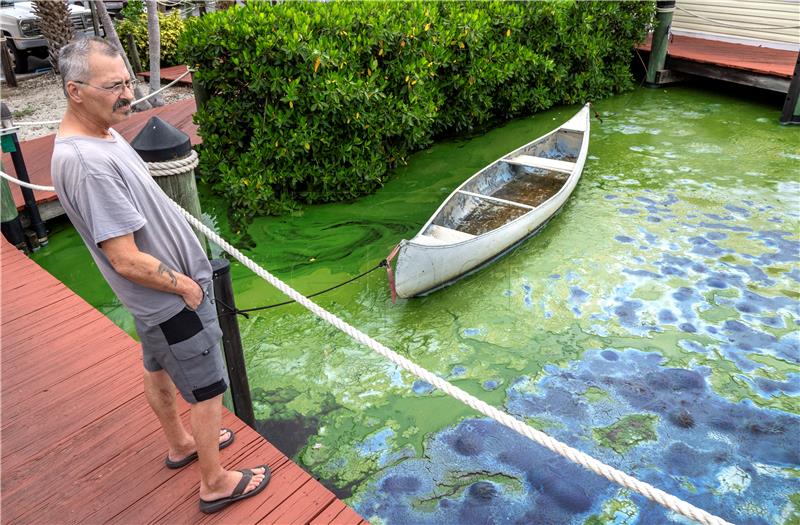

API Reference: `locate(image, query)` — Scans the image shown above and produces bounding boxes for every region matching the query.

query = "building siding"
[671,0,800,50]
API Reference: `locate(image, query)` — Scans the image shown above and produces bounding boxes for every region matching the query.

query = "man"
[51,36,269,514]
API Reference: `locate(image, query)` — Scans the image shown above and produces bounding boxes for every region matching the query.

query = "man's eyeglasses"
[73,79,138,96]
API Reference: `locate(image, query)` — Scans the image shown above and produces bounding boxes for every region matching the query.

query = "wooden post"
[780,52,800,125]
[211,258,256,428]
[150,159,208,250]
[126,33,143,75]
[1,37,17,88]
[192,75,209,111]
[645,0,676,88]
[130,116,209,252]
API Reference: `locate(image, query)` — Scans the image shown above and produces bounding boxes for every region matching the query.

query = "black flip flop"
[164,428,235,469]
[199,465,271,514]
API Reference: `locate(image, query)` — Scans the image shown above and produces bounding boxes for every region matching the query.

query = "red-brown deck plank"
[637,33,798,78]
[140,64,194,86]
[2,97,200,211]
[0,239,365,524]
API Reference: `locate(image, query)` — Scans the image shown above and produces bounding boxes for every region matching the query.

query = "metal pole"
[211,258,256,428]
[0,103,47,246]
[0,159,28,252]
[645,0,676,88]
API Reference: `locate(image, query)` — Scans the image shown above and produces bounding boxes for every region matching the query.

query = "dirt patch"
[2,71,195,142]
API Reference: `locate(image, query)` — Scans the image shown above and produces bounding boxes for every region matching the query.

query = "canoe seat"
[415,224,475,245]
[504,155,575,174]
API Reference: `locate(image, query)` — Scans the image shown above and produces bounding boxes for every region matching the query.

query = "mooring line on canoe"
[216,260,387,317]
[1,170,733,525]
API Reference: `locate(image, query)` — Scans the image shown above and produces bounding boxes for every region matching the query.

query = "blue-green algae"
[30,84,800,524]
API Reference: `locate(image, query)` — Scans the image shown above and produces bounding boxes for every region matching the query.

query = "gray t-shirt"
[51,128,211,326]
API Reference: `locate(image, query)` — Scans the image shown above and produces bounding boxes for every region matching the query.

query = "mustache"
[113,98,132,111]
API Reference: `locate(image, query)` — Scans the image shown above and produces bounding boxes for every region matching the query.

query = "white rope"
[0,168,734,525]
[13,119,61,127]
[146,150,199,176]
[0,170,55,192]
[132,67,194,107]
[675,5,800,30]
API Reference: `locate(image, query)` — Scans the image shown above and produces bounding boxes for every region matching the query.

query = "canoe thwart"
[414,224,476,245]
[504,155,576,173]
[457,190,535,210]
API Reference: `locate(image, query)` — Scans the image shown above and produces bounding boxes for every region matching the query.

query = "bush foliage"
[179,1,654,221]
[116,0,185,67]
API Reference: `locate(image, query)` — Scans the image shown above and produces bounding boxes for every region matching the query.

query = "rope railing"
[133,68,194,107]
[0,169,735,525]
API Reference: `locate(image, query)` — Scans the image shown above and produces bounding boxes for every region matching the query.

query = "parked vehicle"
[69,0,127,18]
[0,0,95,73]
[389,104,591,298]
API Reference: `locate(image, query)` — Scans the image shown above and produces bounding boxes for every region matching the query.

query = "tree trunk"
[32,0,74,74]
[87,0,101,37]
[1,38,17,87]
[92,0,151,110]
[145,0,164,107]
[126,33,143,75]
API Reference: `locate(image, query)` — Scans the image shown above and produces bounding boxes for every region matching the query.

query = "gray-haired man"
[51,36,269,514]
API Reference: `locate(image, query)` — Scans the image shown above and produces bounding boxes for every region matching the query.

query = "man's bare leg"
[143,370,230,462]
[192,394,265,501]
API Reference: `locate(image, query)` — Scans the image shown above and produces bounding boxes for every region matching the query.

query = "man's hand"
[183,280,204,310]
[100,234,201,305]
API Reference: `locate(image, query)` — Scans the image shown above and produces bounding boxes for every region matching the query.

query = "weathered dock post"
[0,103,47,247]
[0,160,28,252]
[645,0,676,88]
[211,258,256,428]
[192,75,210,112]
[130,116,208,252]
[780,53,800,125]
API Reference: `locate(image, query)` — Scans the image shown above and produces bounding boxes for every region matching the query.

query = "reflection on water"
[31,85,800,524]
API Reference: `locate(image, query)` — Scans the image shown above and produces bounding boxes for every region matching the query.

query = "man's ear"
[65,81,83,104]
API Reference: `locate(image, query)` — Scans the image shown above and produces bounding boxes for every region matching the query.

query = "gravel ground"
[2,70,195,142]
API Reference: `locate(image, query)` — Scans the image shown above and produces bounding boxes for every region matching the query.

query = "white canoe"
[390,104,591,299]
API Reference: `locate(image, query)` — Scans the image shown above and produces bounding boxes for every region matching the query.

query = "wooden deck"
[637,33,799,92]
[2,98,199,214]
[139,64,193,86]
[0,238,367,525]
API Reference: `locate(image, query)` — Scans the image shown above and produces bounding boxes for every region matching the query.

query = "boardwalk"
[0,238,366,525]
[637,33,799,92]
[139,64,193,86]
[2,98,199,213]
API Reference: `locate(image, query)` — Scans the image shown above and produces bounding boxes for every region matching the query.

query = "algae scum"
[32,86,799,524]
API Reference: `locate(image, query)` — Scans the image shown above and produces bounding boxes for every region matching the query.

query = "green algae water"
[32,85,800,524]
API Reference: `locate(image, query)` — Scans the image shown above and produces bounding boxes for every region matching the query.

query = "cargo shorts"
[135,290,229,404]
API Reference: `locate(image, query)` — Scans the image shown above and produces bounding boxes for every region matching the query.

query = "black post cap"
[1,102,12,120]
[211,258,231,278]
[130,116,192,162]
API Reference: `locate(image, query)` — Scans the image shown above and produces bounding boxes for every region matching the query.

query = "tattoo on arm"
[157,262,178,287]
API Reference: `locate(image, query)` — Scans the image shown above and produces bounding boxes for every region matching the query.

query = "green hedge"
[179,1,653,222]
